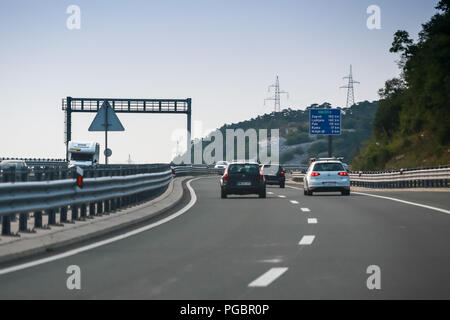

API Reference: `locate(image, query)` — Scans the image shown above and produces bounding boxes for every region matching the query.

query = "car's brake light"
[338,172,348,176]
[259,170,264,180]
[280,171,285,175]
[310,172,320,176]
[223,172,228,181]
[171,168,175,175]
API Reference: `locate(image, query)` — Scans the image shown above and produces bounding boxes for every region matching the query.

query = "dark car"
[261,164,286,188]
[220,162,266,198]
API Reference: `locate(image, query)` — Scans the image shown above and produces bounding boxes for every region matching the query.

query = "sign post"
[105,104,108,164]
[88,101,125,164]
[309,108,341,157]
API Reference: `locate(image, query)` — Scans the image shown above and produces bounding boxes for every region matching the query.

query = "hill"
[352,0,450,170]
[175,101,379,166]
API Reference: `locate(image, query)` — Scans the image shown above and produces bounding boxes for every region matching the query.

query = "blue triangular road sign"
[88,101,125,131]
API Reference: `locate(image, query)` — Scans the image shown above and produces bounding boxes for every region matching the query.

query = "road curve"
[0,176,449,299]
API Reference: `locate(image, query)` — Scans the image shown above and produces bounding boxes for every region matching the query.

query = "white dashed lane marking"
[300,208,310,212]
[278,195,286,198]
[308,218,318,224]
[267,192,274,195]
[290,200,299,204]
[299,235,315,245]
[248,267,289,287]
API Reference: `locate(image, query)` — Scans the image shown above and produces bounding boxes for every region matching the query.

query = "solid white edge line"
[299,235,315,245]
[0,177,201,276]
[287,184,450,216]
[308,218,318,224]
[353,192,450,215]
[248,267,288,287]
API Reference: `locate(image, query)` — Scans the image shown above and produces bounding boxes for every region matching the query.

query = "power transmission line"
[340,65,360,107]
[264,75,289,112]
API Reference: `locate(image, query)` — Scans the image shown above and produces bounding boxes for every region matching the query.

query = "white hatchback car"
[214,161,229,174]
[303,160,350,196]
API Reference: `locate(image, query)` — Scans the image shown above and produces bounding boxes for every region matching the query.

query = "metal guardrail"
[349,167,450,188]
[0,157,67,167]
[291,172,304,182]
[0,165,173,238]
[282,165,307,172]
[353,164,450,174]
[0,164,222,239]
[289,167,450,188]
[172,165,222,176]
[0,164,169,183]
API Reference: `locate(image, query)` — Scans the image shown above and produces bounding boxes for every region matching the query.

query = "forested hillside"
[176,101,378,165]
[352,0,450,170]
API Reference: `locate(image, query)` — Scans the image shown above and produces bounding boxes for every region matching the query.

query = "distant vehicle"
[214,161,229,174]
[0,160,28,183]
[303,159,350,196]
[342,163,350,172]
[68,141,100,168]
[261,164,285,188]
[0,160,27,170]
[220,162,266,199]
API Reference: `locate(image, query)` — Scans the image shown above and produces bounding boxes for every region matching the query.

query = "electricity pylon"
[340,65,360,107]
[264,75,289,112]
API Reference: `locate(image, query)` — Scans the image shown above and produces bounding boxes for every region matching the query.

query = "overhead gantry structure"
[62,97,192,161]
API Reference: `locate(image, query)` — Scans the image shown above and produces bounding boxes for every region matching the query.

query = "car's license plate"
[323,181,336,185]
[237,181,251,186]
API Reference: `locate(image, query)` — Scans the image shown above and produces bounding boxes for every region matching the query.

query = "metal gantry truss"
[62,97,192,160]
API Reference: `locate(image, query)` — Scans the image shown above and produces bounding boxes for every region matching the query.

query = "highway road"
[0,176,450,299]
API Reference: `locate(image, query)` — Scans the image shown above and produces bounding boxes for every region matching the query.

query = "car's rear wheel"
[221,188,227,199]
[280,182,285,188]
[341,190,350,196]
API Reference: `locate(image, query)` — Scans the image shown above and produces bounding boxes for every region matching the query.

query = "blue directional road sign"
[309,108,341,135]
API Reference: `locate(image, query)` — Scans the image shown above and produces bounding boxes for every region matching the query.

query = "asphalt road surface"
[1,176,450,299]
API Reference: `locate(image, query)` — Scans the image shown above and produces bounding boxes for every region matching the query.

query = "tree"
[352,0,450,170]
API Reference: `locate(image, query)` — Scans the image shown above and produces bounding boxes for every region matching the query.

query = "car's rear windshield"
[263,165,282,174]
[313,162,344,172]
[71,153,93,161]
[217,161,227,165]
[229,164,259,174]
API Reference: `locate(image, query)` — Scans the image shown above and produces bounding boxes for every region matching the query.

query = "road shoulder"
[0,176,190,265]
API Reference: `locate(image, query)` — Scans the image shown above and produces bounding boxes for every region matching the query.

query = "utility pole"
[340,65,360,107]
[264,75,289,112]
[328,135,332,157]
[104,103,108,165]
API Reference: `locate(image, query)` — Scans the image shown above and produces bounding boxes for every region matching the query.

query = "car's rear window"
[313,162,344,172]
[263,165,282,175]
[229,164,259,174]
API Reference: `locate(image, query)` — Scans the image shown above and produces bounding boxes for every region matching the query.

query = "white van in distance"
[68,141,100,168]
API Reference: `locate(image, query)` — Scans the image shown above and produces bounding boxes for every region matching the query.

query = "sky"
[0,0,440,163]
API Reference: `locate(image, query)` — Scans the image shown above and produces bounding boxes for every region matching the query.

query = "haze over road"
[1,176,449,299]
